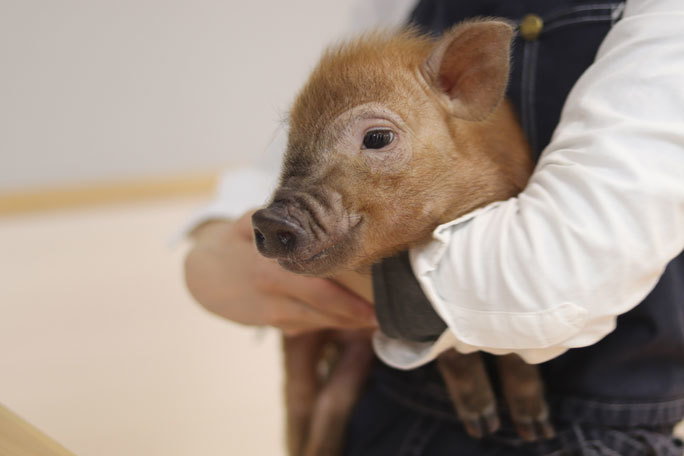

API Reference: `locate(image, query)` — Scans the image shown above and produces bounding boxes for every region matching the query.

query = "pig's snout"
[251,208,308,259]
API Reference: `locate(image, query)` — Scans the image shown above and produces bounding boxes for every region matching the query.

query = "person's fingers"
[283,275,377,326]
[333,270,374,302]
[271,297,376,334]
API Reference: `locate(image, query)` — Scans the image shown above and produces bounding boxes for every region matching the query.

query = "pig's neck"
[440,100,534,224]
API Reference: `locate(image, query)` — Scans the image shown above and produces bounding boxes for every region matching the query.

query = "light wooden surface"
[0,404,76,456]
[0,173,217,216]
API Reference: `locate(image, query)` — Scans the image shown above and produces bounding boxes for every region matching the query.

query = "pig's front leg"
[303,331,374,456]
[497,354,555,441]
[283,332,326,456]
[284,330,374,456]
[437,350,500,438]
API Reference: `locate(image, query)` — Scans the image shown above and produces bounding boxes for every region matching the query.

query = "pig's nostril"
[251,208,306,258]
[276,231,295,249]
[254,229,265,248]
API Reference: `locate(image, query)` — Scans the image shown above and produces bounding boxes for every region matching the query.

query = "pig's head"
[252,20,530,276]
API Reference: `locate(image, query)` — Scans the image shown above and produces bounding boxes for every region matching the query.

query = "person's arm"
[374,0,684,367]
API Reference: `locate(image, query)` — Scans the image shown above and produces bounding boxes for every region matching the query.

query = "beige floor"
[0,197,286,456]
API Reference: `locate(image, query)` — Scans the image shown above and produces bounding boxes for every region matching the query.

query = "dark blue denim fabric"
[348,0,684,454]
[409,0,625,159]
[345,363,684,455]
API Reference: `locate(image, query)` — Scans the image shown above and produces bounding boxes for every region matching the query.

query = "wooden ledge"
[0,404,76,456]
[0,173,218,216]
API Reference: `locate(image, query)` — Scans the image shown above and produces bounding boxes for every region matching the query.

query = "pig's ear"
[423,20,514,121]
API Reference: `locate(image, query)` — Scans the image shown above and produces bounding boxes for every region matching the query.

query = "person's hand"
[184,210,377,334]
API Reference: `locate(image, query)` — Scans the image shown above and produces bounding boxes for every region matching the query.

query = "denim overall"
[344,1,684,455]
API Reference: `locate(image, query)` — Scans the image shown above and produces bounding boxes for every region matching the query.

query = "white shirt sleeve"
[374,0,684,368]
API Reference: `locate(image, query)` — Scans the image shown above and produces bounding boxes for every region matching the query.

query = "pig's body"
[253,21,553,455]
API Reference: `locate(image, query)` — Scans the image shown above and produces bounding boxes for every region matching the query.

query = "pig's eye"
[362,129,394,150]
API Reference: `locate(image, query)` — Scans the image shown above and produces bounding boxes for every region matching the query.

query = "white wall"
[0,0,416,192]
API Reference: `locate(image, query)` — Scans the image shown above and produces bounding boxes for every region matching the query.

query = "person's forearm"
[391,0,684,365]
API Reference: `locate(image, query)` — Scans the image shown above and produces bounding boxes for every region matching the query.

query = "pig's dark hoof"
[460,404,501,439]
[513,416,556,442]
[510,402,556,442]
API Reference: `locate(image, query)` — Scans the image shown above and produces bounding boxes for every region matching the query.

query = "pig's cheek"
[361,143,411,174]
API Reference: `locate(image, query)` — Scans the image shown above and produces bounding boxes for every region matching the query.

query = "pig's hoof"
[510,402,555,442]
[459,403,501,439]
